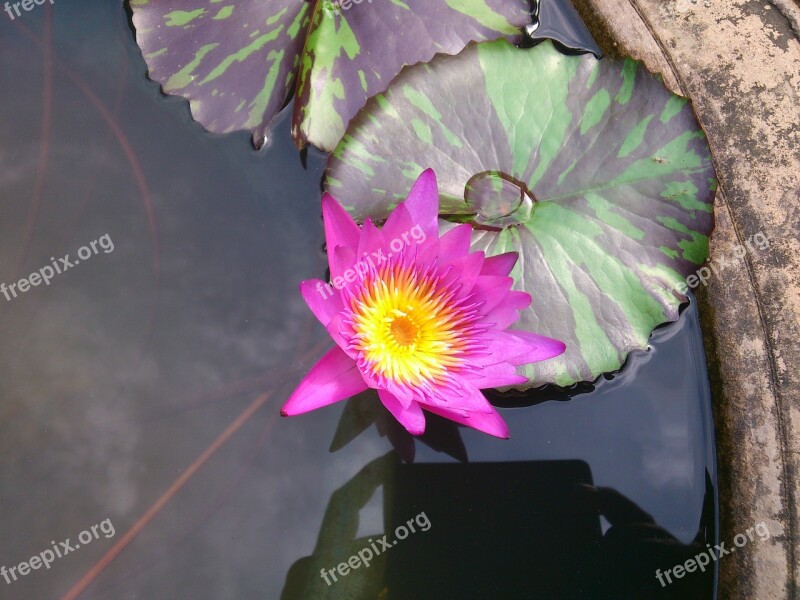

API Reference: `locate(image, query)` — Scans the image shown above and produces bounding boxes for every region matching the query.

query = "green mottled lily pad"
[326,40,716,387]
[129,0,531,150]
[130,0,312,148]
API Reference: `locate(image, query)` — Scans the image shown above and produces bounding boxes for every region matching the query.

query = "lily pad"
[130,0,313,148]
[129,0,531,150]
[325,40,716,387]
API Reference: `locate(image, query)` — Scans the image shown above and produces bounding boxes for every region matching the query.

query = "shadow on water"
[282,454,715,599]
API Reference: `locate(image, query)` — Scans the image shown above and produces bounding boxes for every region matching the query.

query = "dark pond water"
[0,2,716,599]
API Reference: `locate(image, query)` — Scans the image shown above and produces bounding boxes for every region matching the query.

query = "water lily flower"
[282,169,566,438]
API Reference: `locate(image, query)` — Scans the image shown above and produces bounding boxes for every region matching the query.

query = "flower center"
[345,264,478,389]
[389,315,418,347]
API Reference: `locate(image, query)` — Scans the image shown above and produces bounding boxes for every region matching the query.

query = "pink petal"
[440,251,485,297]
[463,362,529,389]
[325,312,353,357]
[299,279,343,327]
[418,380,495,414]
[384,378,416,409]
[481,291,532,329]
[332,244,357,282]
[402,169,439,243]
[356,218,387,264]
[281,346,368,416]
[414,225,441,266]
[322,193,360,269]
[379,203,414,245]
[471,275,514,313]
[506,331,567,364]
[481,252,518,277]
[378,389,426,435]
[437,223,472,264]
[474,330,566,367]
[423,403,510,439]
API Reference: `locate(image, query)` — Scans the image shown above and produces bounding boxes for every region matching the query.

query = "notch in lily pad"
[465,171,535,228]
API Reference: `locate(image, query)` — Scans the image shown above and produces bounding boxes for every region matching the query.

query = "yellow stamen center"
[389,315,418,347]
[347,265,471,388]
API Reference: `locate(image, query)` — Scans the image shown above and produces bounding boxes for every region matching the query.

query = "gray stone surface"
[574,1,800,597]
